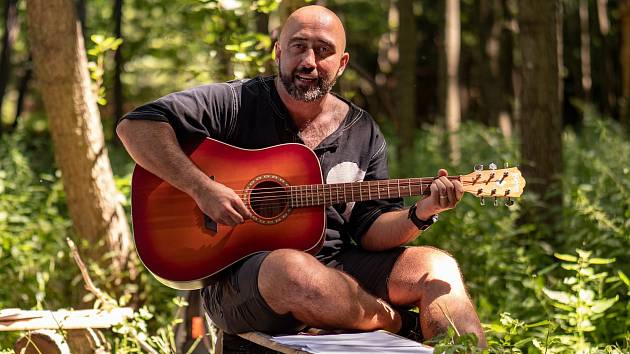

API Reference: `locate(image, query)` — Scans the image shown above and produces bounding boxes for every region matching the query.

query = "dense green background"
[1,0,629,352]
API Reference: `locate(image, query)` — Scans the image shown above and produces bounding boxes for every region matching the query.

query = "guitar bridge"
[204,215,218,233]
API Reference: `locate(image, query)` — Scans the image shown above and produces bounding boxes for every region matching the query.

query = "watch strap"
[407,204,438,231]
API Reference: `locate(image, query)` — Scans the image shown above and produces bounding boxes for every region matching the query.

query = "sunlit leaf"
[554,253,578,262]
[591,296,619,314]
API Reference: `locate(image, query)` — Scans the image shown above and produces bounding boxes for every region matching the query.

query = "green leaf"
[618,270,630,287]
[554,253,578,262]
[90,34,105,44]
[589,257,615,264]
[542,287,572,304]
[513,337,533,347]
[524,320,550,328]
[590,296,618,313]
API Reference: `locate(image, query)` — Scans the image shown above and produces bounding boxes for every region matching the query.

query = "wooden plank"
[0,308,133,331]
[238,332,311,354]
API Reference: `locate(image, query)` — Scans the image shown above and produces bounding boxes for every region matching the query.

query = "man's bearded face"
[278,58,338,102]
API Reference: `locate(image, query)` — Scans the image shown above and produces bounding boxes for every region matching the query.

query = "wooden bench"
[0,308,133,353]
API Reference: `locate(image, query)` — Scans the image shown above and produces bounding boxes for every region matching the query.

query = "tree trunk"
[395,0,417,159]
[25,0,133,281]
[113,0,124,134]
[596,0,614,115]
[0,0,19,134]
[76,0,86,43]
[12,56,32,131]
[621,0,630,128]
[445,0,461,164]
[498,0,515,139]
[517,0,563,235]
[579,0,592,100]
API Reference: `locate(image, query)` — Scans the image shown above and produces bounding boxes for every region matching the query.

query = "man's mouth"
[295,75,317,83]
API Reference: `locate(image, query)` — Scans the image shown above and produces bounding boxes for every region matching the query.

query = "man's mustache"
[294,67,318,76]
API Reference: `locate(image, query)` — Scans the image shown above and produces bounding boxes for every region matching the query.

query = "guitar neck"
[288,177,461,208]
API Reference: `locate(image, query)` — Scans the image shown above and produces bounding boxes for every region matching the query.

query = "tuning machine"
[505,197,515,207]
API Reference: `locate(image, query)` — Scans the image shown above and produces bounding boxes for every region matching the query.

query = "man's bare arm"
[361,169,463,251]
[116,119,250,226]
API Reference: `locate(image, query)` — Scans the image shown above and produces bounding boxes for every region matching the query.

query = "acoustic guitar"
[131,137,526,290]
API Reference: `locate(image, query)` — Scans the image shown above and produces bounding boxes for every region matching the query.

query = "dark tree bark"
[113,0,124,134]
[12,56,32,131]
[256,10,275,75]
[621,0,630,128]
[0,0,19,134]
[26,0,134,281]
[579,0,592,100]
[498,0,515,138]
[517,0,564,234]
[476,0,501,127]
[596,0,615,116]
[395,0,417,159]
[76,0,86,43]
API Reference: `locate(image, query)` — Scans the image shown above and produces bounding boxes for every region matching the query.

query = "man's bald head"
[278,5,346,52]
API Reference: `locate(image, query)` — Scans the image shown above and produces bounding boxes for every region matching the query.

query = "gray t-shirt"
[122,76,403,262]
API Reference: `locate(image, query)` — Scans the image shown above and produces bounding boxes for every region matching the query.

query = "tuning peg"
[493,197,499,206]
[489,162,497,170]
[505,198,515,207]
[474,164,484,172]
[480,196,485,206]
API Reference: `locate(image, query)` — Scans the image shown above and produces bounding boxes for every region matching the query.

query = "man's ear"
[337,52,350,77]
[273,42,281,64]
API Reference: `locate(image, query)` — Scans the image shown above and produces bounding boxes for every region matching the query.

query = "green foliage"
[391,106,629,352]
[88,34,123,105]
[112,297,201,353]
[432,326,481,354]
[537,250,623,352]
[0,130,74,311]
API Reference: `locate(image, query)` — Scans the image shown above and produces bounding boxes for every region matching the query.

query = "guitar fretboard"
[287,178,454,208]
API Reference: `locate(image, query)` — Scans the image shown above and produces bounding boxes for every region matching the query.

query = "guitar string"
[234,180,492,202]
[234,181,442,201]
[225,176,462,194]
[232,179,485,196]
[228,181,493,208]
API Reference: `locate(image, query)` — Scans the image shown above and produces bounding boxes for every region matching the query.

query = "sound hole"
[249,180,288,219]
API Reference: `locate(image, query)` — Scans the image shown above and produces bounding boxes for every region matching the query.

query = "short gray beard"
[279,65,337,103]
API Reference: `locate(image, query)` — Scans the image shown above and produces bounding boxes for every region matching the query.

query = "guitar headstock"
[460,163,526,206]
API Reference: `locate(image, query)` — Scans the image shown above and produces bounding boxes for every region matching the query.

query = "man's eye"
[292,43,305,49]
[317,46,331,54]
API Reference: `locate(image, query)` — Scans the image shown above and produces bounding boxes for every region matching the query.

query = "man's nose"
[301,48,316,68]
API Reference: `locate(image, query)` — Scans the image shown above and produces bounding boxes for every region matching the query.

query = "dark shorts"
[201,247,406,334]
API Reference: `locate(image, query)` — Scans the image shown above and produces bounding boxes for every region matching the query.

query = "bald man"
[117,5,486,347]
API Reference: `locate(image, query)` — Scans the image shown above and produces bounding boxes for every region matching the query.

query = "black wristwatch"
[407,204,438,231]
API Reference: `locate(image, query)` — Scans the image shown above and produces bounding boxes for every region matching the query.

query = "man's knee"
[404,246,463,287]
[259,249,327,310]
[261,249,320,283]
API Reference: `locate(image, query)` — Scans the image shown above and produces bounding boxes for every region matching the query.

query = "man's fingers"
[454,180,464,201]
[439,176,456,206]
[233,198,251,220]
[227,205,244,225]
[434,178,449,208]
[430,183,440,206]
[438,168,448,177]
